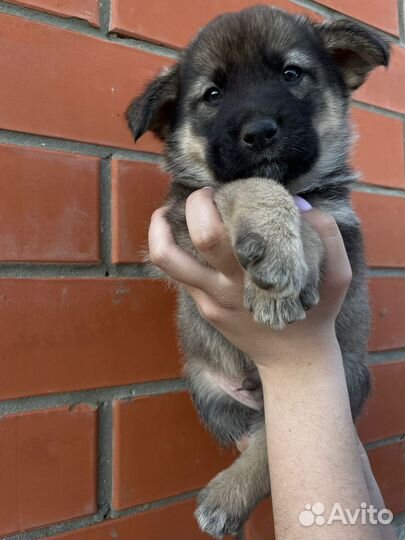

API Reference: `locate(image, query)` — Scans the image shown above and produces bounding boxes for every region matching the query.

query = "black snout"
[241,118,278,151]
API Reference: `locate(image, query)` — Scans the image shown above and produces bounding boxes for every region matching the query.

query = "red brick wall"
[0,1,403,539]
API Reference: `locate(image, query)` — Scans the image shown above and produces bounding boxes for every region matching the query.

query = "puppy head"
[127,6,390,188]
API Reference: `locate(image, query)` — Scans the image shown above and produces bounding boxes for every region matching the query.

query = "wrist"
[255,332,343,382]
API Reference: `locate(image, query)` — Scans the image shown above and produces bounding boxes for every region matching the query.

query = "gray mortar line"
[0,129,163,163]
[399,0,405,44]
[353,184,405,198]
[293,0,401,41]
[353,100,405,122]
[0,262,154,278]
[0,263,107,278]
[99,0,111,36]
[100,158,113,272]
[110,488,200,519]
[368,350,405,365]
[365,434,405,451]
[108,32,179,59]
[369,269,405,278]
[97,401,113,519]
[0,379,187,416]
[7,512,107,540]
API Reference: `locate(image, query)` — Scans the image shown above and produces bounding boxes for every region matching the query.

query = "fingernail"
[294,195,312,212]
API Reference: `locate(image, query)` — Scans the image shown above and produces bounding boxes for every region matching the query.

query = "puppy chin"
[208,144,296,183]
[213,161,287,184]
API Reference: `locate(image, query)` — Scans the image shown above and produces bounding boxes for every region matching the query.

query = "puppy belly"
[185,361,264,445]
[212,371,263,411]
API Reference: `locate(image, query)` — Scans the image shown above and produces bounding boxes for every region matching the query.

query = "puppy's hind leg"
[195,423,269,538]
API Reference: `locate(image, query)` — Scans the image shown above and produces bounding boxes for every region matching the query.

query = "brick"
[0,405,97,537]
[357,362,405,444]
[112,392,235,509]
[352,108,405,190]
[352,193,405,268]
[109,0,320,49]
[6,0,100,27]
[53,499,209,540]
[369,278,405,352]
[112,160,169,263]
[368,442,405,515]
[0,13,168,153]
[314,0,399,36]
[245,498,275,540]
[0,144,100,263]
[0,279,181,400]
[354,45,405,114]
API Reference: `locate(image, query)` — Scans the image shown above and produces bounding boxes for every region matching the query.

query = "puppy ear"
[126,64,179,141]
[314,19,390,91]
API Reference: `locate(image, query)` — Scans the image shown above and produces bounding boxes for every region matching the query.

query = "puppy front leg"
[214,178,323,329]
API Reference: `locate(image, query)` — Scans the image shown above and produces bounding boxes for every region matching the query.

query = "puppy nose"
[241,118,278,151]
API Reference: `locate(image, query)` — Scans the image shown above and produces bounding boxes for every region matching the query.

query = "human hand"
[148,187,352,369]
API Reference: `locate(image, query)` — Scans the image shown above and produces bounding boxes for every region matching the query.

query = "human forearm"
[258,340,382,540]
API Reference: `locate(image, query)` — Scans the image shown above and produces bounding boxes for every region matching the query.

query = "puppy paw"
[215,178,323,330]
[245,285,306,329]
[195,476,248,538]
[235,229,312,328]
[235,230,308,297]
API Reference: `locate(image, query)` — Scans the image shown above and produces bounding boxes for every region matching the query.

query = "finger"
[148,207,215,290]
[184,285,228,326]
[185,188,242,277]
[302,209,352,305]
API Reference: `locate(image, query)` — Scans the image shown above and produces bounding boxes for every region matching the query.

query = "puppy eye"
[282,66,303,83]
[203,86,222,103]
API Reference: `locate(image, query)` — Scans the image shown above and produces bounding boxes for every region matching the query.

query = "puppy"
[126,6,390,537]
